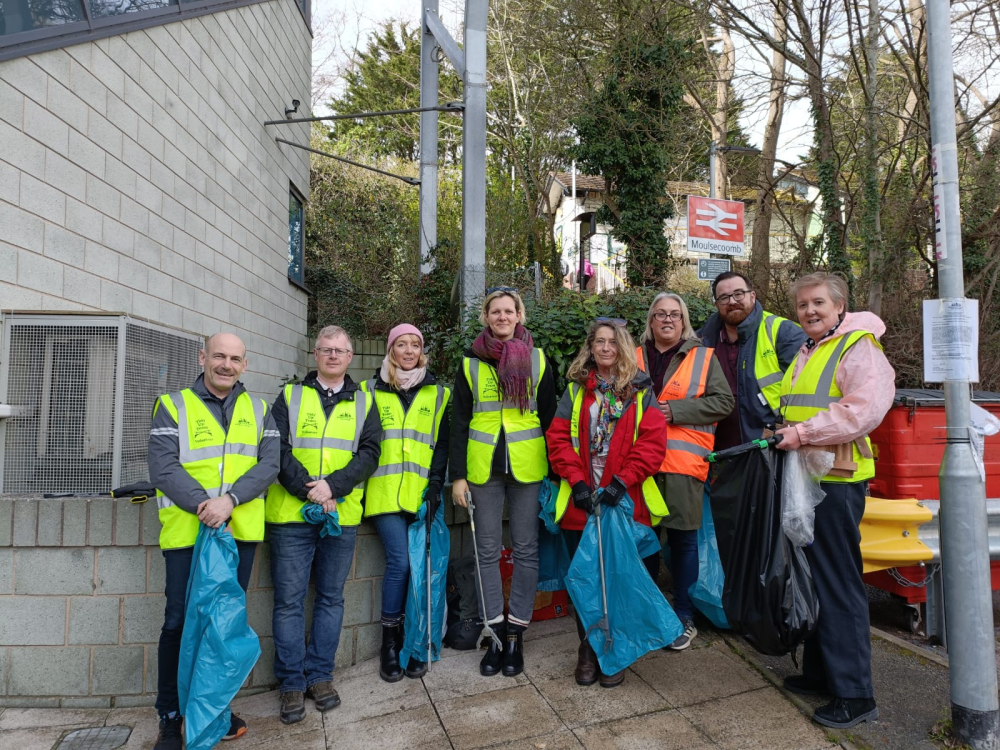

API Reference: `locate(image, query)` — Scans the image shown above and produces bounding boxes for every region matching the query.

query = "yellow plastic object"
[860,497,934,573]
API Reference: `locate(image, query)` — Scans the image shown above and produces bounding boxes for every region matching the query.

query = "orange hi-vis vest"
[635,344,717,481]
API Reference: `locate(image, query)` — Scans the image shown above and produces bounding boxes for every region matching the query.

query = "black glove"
[598,476,628,507]
[425,483,442,518]
[571,481,594,513]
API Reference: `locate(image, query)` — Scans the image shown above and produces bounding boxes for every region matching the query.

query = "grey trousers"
[469,473,540,625]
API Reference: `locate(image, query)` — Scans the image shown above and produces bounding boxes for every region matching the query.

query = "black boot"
[479,621,506,677]
[502,622,525,677]
[379,622,404,683]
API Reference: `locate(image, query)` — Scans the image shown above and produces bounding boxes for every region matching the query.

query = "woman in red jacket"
[546,318,668,688]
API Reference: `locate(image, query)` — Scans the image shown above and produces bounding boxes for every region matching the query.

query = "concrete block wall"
[0,496,396,707]
[0,0,312,397]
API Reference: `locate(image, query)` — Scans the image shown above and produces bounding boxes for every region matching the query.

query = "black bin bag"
[709,446,819,656]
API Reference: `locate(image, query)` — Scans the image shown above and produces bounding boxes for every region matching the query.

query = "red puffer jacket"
[546,372,667,531]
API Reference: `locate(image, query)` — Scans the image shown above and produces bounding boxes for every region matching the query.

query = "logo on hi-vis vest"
[301,414,320,435]
[380,405,396,425]
[192,418,214,444]
[419,405,432,417]
[236,417,253,428]
[337,412,353,421]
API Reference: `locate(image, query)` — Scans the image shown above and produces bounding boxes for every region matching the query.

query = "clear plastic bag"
[781,448,834,547]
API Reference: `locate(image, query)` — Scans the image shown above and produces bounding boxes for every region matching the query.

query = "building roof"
[552,173,607,192]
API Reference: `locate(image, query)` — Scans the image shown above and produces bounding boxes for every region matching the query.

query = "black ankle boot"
[479,621,506,676]
[502,623,525,677]
[379,622,404,683]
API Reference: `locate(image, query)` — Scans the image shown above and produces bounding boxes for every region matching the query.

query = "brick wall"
[0,0,312,398]
[0,495,480,706]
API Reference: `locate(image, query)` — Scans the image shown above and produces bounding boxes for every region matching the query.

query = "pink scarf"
[380,357,427,391]
[471,323,535,412]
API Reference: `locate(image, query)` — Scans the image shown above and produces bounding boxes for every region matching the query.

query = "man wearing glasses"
[698,272,806,450]
[265,325,382,724]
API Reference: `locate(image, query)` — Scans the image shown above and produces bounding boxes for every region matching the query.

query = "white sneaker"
[669,620,697,651]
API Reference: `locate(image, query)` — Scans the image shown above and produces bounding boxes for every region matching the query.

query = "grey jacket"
[698,301,807,443]
[147,374,280,514]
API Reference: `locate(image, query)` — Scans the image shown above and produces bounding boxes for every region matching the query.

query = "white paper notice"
[923,298,979,382]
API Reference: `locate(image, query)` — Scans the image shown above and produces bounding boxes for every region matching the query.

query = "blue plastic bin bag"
[689,487,730,629]
[537,479,571,592]
[178,525,261,750]
[399,491,450,668]
[565,495,683,675]
[300,500,342,537]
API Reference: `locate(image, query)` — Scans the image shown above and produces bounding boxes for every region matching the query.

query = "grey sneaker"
[279,691,305,725]
[306,681,341,712]
[669,620,697,651]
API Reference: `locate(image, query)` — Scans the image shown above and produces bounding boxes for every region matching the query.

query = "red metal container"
[865,389,1000,603]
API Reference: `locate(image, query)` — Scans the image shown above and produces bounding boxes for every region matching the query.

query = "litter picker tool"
[584,500,613,651]
[426,489,434,672]
[465,492,503,650]
[706,434,782,463]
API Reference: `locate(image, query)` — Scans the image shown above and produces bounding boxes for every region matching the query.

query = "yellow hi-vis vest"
[463,349,548,484]
[265,384,373,526]
[154,389,268,550]
[778,330,880,483]
[360,381,450,516]
[553,383,669,525]
[754,312,799,416]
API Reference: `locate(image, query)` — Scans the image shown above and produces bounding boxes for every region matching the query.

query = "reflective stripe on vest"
[463,349,547,484]
[155,389,267,550]
[361,381,450,516]
[265,384,372,526]
[754,313,797,415]
[635,345,717,482]
[554,382,668,525]
[778,331,879,483]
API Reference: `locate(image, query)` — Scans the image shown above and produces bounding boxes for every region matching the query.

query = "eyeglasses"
[486,286,519,295]
[316,347,352,357]
[596,317,626,326]
[715,289,751,305]
[652,311,683,322]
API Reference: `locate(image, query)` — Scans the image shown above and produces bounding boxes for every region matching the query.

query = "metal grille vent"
[56,726,132,750]
[1,315,202,494]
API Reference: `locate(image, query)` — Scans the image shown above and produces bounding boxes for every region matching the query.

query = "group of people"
[149,270,895,750]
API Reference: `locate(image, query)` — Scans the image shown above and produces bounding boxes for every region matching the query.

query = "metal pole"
[461,0,488,314]
[709,141,717,198]
[275,139,420,185]
[927,0,999,745]
[419,2,441,275]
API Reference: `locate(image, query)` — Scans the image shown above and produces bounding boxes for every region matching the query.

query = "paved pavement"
[0,616,841,750]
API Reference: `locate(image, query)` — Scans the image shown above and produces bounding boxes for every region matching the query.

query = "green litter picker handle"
[705,434,783,463]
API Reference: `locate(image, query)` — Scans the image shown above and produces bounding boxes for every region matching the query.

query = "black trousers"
[801,480,873,698]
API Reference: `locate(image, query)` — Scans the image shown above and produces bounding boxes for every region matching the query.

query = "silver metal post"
[709,141,717,198]
[418,2,440,274]
[461,0,488,313]
[927,0,999,744]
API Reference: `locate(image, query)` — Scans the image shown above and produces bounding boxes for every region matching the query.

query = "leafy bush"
[428,287,715,392]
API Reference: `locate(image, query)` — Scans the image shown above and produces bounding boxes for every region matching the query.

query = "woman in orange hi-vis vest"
[637,292,734,650]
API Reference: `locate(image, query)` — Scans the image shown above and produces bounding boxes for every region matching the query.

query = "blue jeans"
[156,541,257,718]
[269,522,358,693]
[372,513,410,620]
[665,527,698,621]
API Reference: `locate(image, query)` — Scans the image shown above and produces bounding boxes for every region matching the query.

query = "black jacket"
[366,370,451,493]
[270,372,382,501]
[147,374,280,514]
[449,346,558,481]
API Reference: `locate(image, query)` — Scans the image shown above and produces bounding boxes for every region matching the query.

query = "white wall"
[0,0,312,398]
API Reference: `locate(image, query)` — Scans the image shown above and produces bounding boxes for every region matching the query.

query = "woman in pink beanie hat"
[360,323,450,682]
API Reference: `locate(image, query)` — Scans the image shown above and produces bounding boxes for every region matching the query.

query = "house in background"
[543,170,820,290]
[0,0,397,708]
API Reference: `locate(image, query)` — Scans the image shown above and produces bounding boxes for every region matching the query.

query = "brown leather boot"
[575,640,598,686]
[599,669,626,688]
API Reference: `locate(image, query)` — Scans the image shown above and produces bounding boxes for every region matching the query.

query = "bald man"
[148,332,279,750]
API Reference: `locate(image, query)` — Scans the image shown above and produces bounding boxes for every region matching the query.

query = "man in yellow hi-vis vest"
[698,271,806,451]
[148,332,279,750]
[266,325,381,725]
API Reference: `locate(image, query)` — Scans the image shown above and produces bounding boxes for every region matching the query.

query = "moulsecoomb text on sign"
[687,196,746,256]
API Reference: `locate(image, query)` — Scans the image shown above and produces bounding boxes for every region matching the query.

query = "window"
[0,0,85,36]
[288,188,304,286]
[88,0,176,20]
